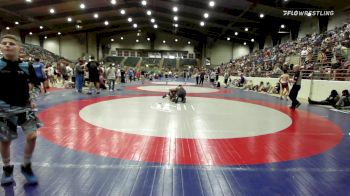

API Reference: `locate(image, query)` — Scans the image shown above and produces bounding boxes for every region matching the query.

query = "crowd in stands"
[141,58,161,67]
[21,43,71,65]
[218,23,350,80]
[163,59,176,69]
[123,57,139,67]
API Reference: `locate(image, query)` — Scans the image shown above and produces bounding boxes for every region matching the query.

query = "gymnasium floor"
[1,80,349,196]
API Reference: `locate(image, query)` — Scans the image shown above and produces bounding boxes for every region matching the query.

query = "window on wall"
[124,51,129,56]
[189,53,194,59]
[130,51,135,57]
[118,50,123,56]
[137,52,141,57]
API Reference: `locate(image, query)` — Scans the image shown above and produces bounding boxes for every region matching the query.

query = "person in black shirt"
[308,90,339,106]
[86,56,100,94]
[289,65,302,109]
[0,34,39,185]
[175,85,187,103]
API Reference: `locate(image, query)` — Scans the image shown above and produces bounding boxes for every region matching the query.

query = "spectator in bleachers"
[300,47,308,65]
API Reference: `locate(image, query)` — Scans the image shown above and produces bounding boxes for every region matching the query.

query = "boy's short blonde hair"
[0,34,22,45]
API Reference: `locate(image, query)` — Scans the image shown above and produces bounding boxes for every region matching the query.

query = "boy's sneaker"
[21,164,38,185]
[1,165,14,186]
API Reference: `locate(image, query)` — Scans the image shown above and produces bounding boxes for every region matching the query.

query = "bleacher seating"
[104,56,124,64]
[180,58,197,67]
[124,57,140,67]
[163,58,176,69]
[142,58,161,67]
[218,23,350,80]
[22,43,70,63]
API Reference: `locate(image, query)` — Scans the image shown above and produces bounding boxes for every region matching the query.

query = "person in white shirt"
[106,64,116,91]
[300,47,308,65]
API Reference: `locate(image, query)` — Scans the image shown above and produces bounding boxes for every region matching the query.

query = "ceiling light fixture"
[204,13,209,18]
[200,21,205,26]
[188,41,191,45]
[44,36,47,39]
[147,37,150,41]
[128,17,132,22]
[29,32,32,35]
[141,0,147,6]
[94,13,99,18]
[174,23,178,28]
[58,32,61,35]
[133,23,138,28]
[281,24,285,28]
[153,24,158,29]
[147,10,152,15]
[173,16,178,21]
[80,3,85,9]
[5,27,10,30]
[209,1,215,7]
[251,38,255,42]
[120,37,124,40]
[111,38,114,42]
[26,0,32,2]
[111,0,116,5]
[245,27,248,31]
[67,17,72,22]
[15,21,19,25]
[235,32,238,36]
[39,26,43,29]
[244,42,246,45]
[136,39,139,43]
[174,38,178,42]
[173,6,178,12]
[120,9,125,15]
[104,21,109,26]
[163,40,166,44]
[227,37,230,41]
[150,18,155,23]
[259,13,264,18]
[49,8,55,14]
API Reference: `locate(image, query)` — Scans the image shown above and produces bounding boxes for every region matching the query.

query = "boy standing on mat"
[0,34,40,185]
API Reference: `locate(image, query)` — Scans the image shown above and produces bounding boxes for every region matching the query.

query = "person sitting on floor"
[334,90,350,109]
[308,90,340,106]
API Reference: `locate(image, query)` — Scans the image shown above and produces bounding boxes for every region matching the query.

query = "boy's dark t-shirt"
[0,58,37,106]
